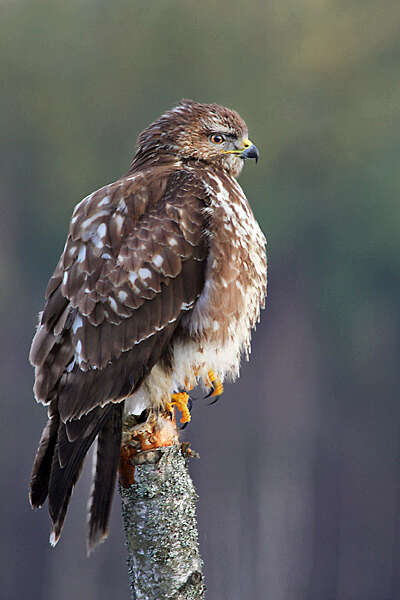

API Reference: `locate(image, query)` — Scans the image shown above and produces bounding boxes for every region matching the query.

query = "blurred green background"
[2,1,400,598]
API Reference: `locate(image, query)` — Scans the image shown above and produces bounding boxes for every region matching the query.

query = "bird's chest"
[184,172,267,344]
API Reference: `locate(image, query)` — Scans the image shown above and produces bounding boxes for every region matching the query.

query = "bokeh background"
[2,1,400,598]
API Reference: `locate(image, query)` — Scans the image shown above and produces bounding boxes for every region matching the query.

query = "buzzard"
[29,99,267,550]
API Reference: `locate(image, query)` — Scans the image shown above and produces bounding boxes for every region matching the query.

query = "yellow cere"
[221,138,253,155]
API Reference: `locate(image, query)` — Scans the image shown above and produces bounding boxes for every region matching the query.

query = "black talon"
[205,379,223,404]
[207,396,220,406]
[204,381,218,399]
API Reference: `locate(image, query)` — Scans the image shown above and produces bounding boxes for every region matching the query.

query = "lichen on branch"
[119,443,205,600]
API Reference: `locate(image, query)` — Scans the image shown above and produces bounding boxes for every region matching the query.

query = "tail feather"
[48,406,113,544]
[48,435,85,547]
[30,400,59,508]
[30,401,123,549]
[87,403,123,553]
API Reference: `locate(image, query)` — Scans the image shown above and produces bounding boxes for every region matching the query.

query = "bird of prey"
[29,99,267,551]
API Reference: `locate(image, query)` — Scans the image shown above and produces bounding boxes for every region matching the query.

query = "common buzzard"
[29,100,267,550]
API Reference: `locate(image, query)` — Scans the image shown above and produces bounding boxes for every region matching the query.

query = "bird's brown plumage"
[29,99,267,550]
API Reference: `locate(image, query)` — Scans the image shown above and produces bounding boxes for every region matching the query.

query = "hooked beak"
[241,140,259,163]
[221,138,259,163]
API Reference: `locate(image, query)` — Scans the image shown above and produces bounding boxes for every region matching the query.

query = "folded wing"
[29,168,208,548]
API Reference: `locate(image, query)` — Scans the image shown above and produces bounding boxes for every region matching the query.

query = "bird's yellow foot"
[205,370,224,403]
[167,392,191,424]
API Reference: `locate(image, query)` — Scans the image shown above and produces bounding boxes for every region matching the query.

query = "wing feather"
[30,169,208,414]
[29,168,208,546]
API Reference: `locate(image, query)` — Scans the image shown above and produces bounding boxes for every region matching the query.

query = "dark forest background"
[1,1,400,599]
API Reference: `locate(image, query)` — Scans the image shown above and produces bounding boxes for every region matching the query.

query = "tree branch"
[119,441,205,599]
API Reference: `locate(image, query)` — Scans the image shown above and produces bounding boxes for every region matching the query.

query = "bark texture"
[119,444,205,600]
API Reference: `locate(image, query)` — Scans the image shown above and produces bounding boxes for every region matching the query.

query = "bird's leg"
[205,369,224,404]
[167,392,191,424]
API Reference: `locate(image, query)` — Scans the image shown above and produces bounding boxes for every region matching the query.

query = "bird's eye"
[209,134,225,145]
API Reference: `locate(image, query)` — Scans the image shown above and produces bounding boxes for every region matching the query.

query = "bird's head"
[132,99,259,177]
